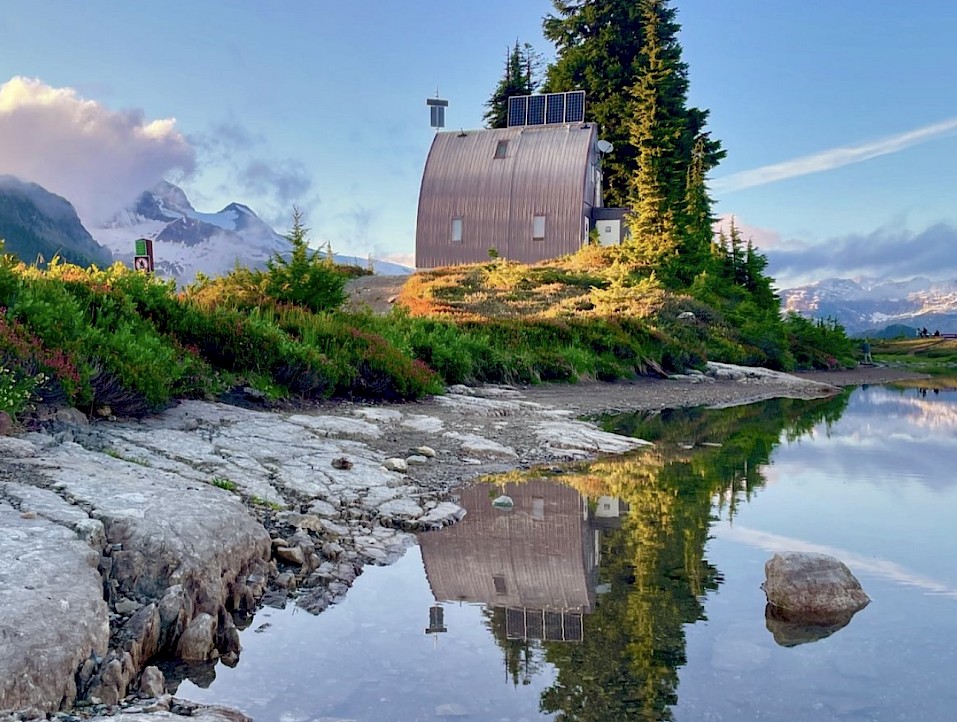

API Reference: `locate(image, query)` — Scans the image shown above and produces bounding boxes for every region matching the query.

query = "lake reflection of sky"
[175,385,957,722]
[679,386,957,722]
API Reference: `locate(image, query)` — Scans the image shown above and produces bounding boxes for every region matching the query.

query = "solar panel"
[505,91,586,126]
[546,93,565,124]
[507,96,527,127]
[528,95,546,125]
[565,90,585,123]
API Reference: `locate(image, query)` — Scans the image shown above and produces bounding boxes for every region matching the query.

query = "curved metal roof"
[416,123,598,267]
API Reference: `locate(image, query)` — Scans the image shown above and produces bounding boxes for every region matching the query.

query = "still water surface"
[178,384,957,721]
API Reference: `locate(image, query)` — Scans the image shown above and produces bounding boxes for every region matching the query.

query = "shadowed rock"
[764,603,858,647]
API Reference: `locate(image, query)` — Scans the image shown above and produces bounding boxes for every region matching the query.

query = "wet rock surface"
[0,368,892,718]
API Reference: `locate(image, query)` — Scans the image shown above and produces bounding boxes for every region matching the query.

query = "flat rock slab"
[0,503,109,714]
[23,442,272,607]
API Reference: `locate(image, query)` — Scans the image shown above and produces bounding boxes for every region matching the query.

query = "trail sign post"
[134,238,154,273]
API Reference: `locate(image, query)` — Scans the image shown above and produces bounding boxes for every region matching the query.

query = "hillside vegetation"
[871,337,957,381]
[0,216,856,425]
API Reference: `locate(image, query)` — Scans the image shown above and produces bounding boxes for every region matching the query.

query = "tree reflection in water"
[486,393,851,721]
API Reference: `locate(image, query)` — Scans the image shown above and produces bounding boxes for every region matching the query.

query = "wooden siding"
[416,124,598,268]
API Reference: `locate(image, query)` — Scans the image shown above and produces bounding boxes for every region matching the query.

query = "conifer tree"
[544,0,647,207]
[484,41,541,129]
[545,0,724,282]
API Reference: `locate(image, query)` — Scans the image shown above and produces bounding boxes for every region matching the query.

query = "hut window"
[494,140,509,159]
[533,214,546,241]
[451,217,463,243]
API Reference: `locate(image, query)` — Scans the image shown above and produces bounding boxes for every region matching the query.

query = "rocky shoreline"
[0,364,924,721]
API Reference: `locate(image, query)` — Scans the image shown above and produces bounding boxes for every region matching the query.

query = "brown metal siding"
[416,124,598,268]
[418,480,593,612]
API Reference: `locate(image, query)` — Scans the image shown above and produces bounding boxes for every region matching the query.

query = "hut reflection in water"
[418,479,626,643]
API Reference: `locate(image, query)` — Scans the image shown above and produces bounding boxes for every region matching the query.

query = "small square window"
[533,214,546,241]
[451,217,463,243]
[494,140,509,159]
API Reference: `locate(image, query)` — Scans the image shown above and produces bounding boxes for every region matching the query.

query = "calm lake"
[176,383,957,721]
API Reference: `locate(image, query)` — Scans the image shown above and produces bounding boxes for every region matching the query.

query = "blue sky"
[3,0,956,286]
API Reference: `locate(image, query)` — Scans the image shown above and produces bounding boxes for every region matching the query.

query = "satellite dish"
[597,139,614,153]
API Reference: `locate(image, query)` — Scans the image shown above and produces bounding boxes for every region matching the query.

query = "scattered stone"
[307,499,338,518]
[492,495,514,509]
[274,545,306,566]
[444,431,517,459]
[319,519,350,538]
[274,571,297,590]
[176,613,216,661]
[405,454,429,466]
[281,513,324,533]
[331,456,353,470]
[114,597,140,615]
[413,445,437,458]
[95,406,113,418]
[378,498,424,520]
[417,502,466,529]
[137,666,165,698]
[383,457,408,473]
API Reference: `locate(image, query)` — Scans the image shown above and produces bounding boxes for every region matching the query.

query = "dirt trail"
[343,275,410,314]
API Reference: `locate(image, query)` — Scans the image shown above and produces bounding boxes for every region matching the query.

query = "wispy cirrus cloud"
[713,116,957,193]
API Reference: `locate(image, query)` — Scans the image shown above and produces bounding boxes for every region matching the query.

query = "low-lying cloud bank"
[0,76,195,224]
[715,215,957,288]
[765,222,957,286]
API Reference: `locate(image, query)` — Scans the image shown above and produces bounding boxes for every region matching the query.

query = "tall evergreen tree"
[484,41,540,129]
[627,0,687,270]
[544,0,647,208]
[544,0,724,283]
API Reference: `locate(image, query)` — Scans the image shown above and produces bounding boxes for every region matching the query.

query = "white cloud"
[0,76,195,224]
[713,116,957,193]
[713,213,785,250]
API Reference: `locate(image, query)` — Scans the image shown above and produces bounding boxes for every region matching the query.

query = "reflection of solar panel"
[507,96,527,127]
[528,95,546,125]
[565,91,585,123]
[546,93,565,124]
[506,91,586,127]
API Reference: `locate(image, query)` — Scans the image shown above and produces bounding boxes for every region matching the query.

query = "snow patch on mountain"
[92,181,412,284]
[781,276,957,333]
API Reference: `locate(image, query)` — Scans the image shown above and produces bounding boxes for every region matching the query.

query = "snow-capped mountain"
[95,181,413,283]
[781,276,957,334]
[95,181,291,283]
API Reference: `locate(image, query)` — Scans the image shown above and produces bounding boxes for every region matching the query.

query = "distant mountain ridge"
[0,175,113,268]
[781,276,957,334]
[94,181,412,283]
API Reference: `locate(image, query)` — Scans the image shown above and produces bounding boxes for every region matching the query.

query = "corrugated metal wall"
[416,124,598,268]
[418,480,594,613]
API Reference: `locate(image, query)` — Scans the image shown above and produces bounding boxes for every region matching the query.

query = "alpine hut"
[416,91,616,268]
